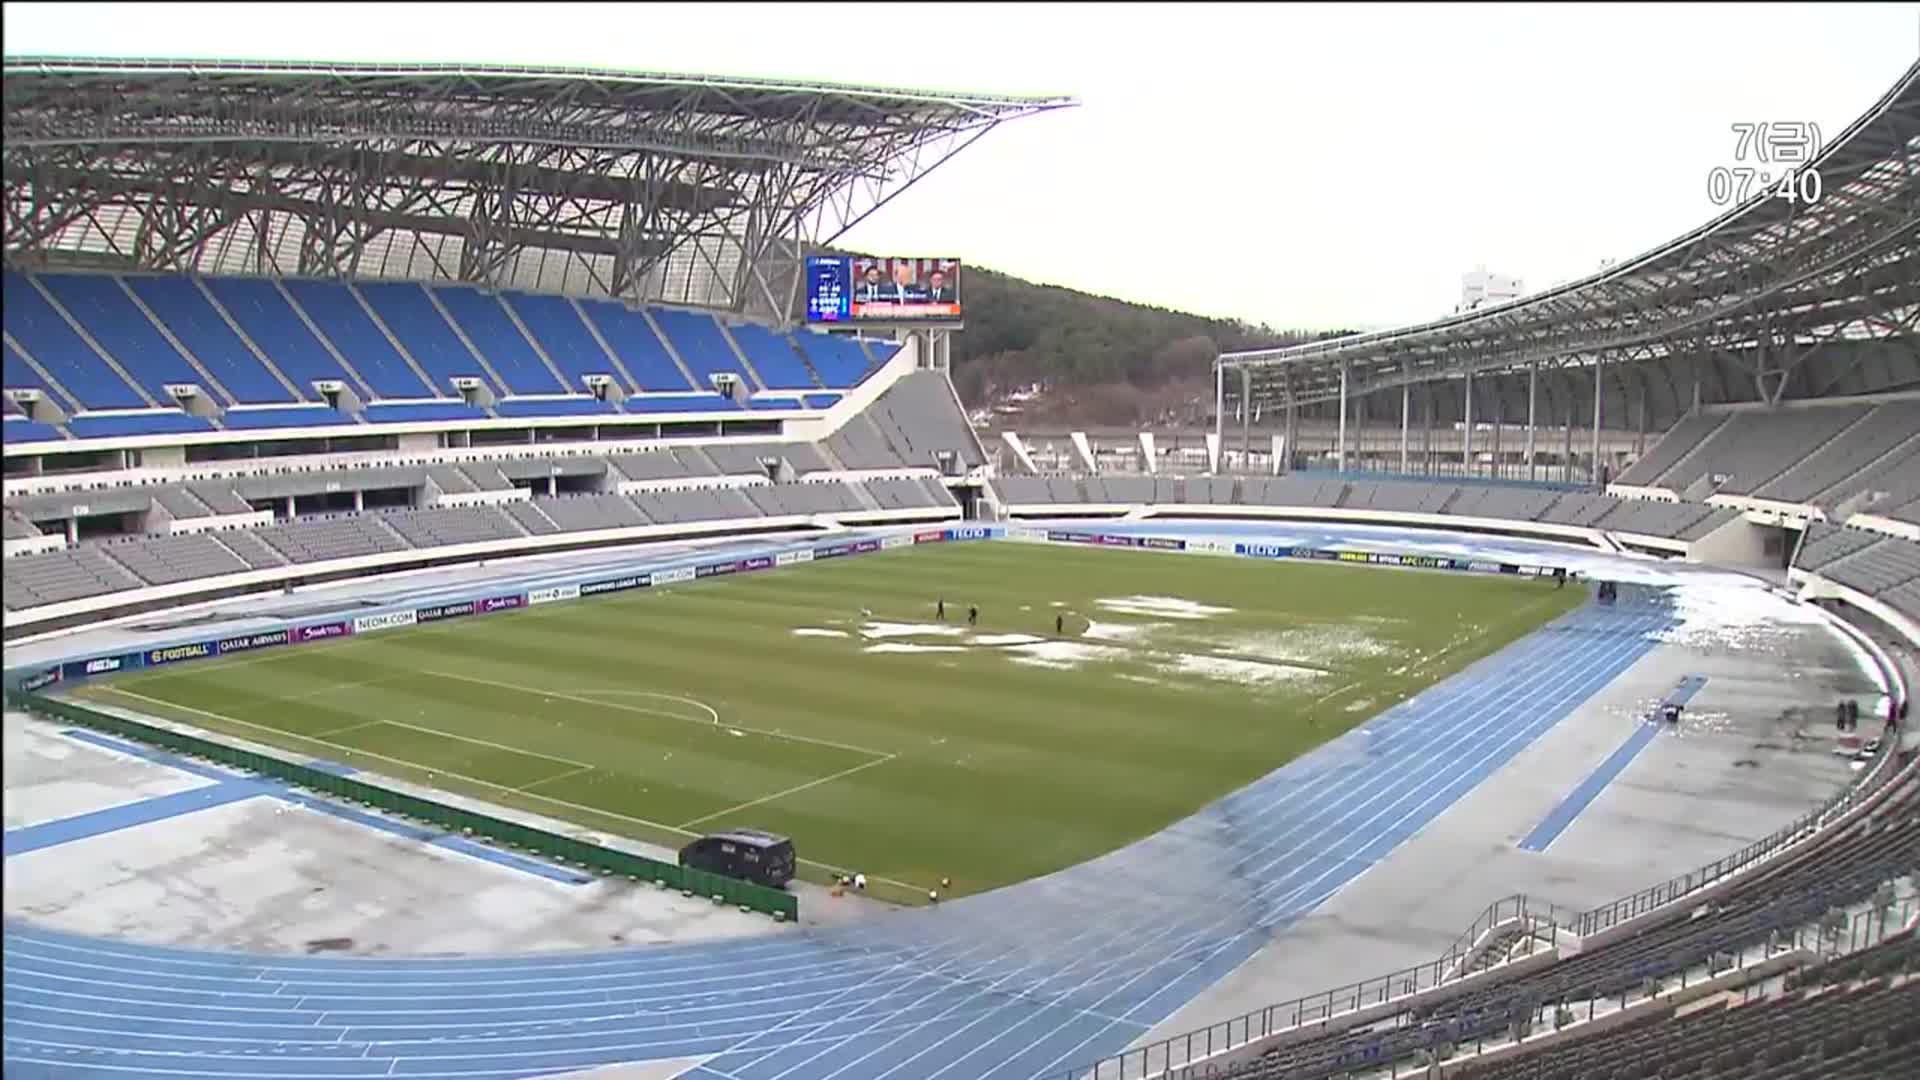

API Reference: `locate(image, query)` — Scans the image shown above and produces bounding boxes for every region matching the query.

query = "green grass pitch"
[71,542,1583,903]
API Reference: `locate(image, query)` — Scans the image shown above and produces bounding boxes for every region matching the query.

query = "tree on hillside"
[819,250,1321,425]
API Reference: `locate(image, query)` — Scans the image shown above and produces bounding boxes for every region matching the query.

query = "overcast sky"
[5,2,1917,331]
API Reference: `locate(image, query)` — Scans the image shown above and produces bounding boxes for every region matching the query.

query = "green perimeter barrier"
[13,691,800,922]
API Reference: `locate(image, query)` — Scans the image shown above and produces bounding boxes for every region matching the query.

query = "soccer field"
[71,542,1584,902]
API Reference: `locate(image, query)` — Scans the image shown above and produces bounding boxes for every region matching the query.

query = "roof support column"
[1462,371,1475,479]
[1592,357,1605,489]
[1213,361,1225,470]
[1561,376,1574,484]
[1240,366,1253,469]
[1285,388,1297,475]
[1399,367,1411,475]
[1526,361,1538,483]
[1423,381,1434,474]
[1337,361,1349,471]
[1492,384,1504,481]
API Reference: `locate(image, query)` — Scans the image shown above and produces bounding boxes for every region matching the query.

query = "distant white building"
[1458,266,1524,313]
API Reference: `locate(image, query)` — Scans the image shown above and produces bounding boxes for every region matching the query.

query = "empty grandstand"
[4,41,1919,1080]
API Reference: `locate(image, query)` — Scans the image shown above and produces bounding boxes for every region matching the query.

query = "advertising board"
[353,611,418,634]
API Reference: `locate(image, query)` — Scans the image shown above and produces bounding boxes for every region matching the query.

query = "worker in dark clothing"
[1056,613,1065,636]
[967,604,978,627]
[936,597,946,621]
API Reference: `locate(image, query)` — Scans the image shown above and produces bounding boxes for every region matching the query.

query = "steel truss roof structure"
[1,56,1073,320]
[1220,60,1920,423]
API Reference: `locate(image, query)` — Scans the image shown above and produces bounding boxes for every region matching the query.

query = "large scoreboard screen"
[806,256,962,323]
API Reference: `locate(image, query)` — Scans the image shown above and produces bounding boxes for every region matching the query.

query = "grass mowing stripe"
[74,544,1582,900]
[86,682,935,899]
[419,669,894,761]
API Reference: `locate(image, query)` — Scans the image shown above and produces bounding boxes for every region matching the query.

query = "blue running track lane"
[1517,675,1708,853]
[1,522,1678,1080]
[4,730,592,886]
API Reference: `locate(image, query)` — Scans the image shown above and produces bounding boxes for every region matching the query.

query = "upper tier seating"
[124,276,297,404]
[1640,405,1875,497]
[436,287,568,396]
[36,274,213,406]
[649,308,755,391]
[201,278,363,397]
[575,299,693,392]
[4,271,147,409]
[356,282,493,398]
[728,323,817,390]
[279,280,433,399]
[3,274,877,439]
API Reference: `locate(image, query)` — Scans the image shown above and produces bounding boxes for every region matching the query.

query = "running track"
[3,526,1679,1080]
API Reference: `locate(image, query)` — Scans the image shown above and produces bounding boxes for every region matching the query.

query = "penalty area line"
[677,754,897,831]
[420,669,892,761]
[90,686,703,841]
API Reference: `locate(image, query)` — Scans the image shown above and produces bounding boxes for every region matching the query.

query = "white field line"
[518,763,596,793]
[92,684,931,894]
[421,669,892,761]
[309,718,387,740]
[376,717,595,772]
[678,755,897,830]
[94,686,701,841]
[568,688,721,725]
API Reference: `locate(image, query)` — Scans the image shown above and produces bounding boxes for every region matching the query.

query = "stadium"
[2,42,1918,1080]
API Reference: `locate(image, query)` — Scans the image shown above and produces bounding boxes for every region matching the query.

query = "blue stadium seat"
[576,299,693,392]
[499,292,620,394]
[361,401,488,423]
[123,276,299,404]
[66,411,215,437]
[356,282,493,397]
[649,308,755,390]
[3,273,147,409]
[433,287,567,395]
[794,331,879,388]
[803,392,844,409]
[495,397,616,418]
[2,416,63,444]
[747,396,803,410]
[200,278,368,399]
[624,393,739,414]
[2,340,78,413]
[220,406,356,431]
[38,274,220,404]
[280,281,432,399]
[729,324,818,390]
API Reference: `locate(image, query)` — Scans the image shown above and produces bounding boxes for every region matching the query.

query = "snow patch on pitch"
[1163,654,1322,687]
[858,621,966,640]
[791,627,850,639]
[1008,641,1129,670]
[1095,595,1235,620]
[1217,626,1394,667]
[1083,620,1163,643]
[865,642,968,655]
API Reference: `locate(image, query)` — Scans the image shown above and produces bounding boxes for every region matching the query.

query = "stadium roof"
[1221,59,1920,412]
[1,55,1074,316]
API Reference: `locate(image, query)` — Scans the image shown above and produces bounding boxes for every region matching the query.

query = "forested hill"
[833,255,1348,427]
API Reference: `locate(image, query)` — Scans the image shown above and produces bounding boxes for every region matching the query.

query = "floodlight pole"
[1526,361,1538,483]
[1462,371,1475,479]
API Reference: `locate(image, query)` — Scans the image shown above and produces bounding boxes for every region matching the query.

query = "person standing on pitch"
[937,597,946,621]
[1056,613,1065,636]
[968,604,978,627]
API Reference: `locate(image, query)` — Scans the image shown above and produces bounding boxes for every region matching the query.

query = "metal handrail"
[1061,735,1913,1080]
